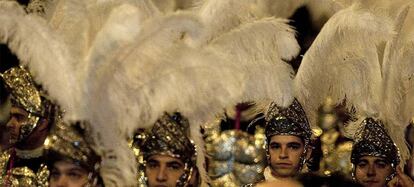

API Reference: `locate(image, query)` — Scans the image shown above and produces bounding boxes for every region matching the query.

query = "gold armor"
[205,126,266,187]
[317,98,353,176]
[0,150,49,186]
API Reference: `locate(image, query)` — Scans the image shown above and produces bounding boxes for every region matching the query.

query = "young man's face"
[145,154,186,187]
[6,106,49,149]
[6,106,29,144]
[268,135,306,178]
[354,155,393,187]
[49,160,90,187]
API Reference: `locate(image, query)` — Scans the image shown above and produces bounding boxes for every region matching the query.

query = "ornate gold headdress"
[0,66,54,141]
[351,118,400,179]
[261,99,312,172]
[140,112,196,187]
[265,99,312,144]
[45,121,101,183]
[294,1,411,177]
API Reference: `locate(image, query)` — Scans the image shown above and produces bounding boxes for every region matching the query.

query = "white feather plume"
[196,0,268,45]
[295,4,395,130]
[207,17,299,108]
[0,1,77,115]
[382,5,412,164]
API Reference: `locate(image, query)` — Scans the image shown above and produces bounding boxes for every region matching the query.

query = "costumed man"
[350,118,412,187]
[138,112,200,187]
[0,66,57,186]
[244,99,313,186]
[45,121,103,187]
[292,1,414,187]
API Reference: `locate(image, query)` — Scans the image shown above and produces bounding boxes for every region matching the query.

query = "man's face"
[6,106,30,144]
[268,135,305,178]
[49,160,90,187]
[354,155,393,187]
[6,106,49,149]
[145,154,186,187]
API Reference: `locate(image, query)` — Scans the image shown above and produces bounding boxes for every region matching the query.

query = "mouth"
[363,180,379,184]
[275,163,292,168]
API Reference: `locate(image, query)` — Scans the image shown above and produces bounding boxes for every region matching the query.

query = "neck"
[264,167,293,182]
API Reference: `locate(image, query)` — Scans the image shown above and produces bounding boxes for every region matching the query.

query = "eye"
[168,163,182,170]
[147,161,158,169]
[288,144,301,150]
[357,162,367,168]
[168,163,183,170]
[68,172,83,180]
[49,171,61,181]
[376,161,387,169]
[269,143,280,149]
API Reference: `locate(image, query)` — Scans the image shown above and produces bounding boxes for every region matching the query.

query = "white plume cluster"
[296,1,414,165]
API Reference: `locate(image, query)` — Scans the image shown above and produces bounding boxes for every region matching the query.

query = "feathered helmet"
[140,112,197,187]
[0,66,55,143]
[295,2,412,181]
[0,0,307,186]
[350,118,400,179]
[263,99,312,171]
[265,99,312,144]
[45,121,102,186]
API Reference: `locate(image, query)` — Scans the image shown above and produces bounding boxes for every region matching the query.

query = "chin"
[273,168,296,178]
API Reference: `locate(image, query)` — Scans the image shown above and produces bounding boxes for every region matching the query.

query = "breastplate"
[206,129,266,186]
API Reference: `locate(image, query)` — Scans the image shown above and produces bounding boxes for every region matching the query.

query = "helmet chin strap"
[175,163,194,187]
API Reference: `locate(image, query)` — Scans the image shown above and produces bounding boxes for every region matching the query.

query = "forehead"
[10,106,28,115]
[359,155,387,162]
[270,135,303,144]
[148,154,184,164]
[53,160,86,172]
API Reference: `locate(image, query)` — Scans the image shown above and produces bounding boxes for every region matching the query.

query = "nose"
[55,176,68,187]
[6,118,16,129]
[367,165,376,177]
[156,165,168,182]
[279,146,288,159]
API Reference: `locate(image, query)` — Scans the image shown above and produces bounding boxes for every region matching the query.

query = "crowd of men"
[1,0,414,187]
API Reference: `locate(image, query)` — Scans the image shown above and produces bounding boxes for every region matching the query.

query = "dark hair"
[297,173,363,187]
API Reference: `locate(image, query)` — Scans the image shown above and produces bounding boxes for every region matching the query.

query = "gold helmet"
[140,112,197,187]
[45,121,101,185]
[1,66,56,142]
[351,118,400,181]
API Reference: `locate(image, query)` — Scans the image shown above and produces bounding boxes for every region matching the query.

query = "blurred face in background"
[49,160,90,187]
[354,156,392,187]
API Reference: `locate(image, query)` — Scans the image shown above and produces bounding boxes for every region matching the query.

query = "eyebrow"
[287,142,302,146]
[166,161,183,167]
[68,168,87,173]
[374,159,388,164]
[358,159,368,163]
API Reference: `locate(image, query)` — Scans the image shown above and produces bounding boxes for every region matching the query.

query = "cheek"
[145,167,156,180]
[376,167,393,178]
[354,166,368,180]
[268,149,279,158]
[289,149,304,163]
[168,170,185,184]
[70,177,89,187]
